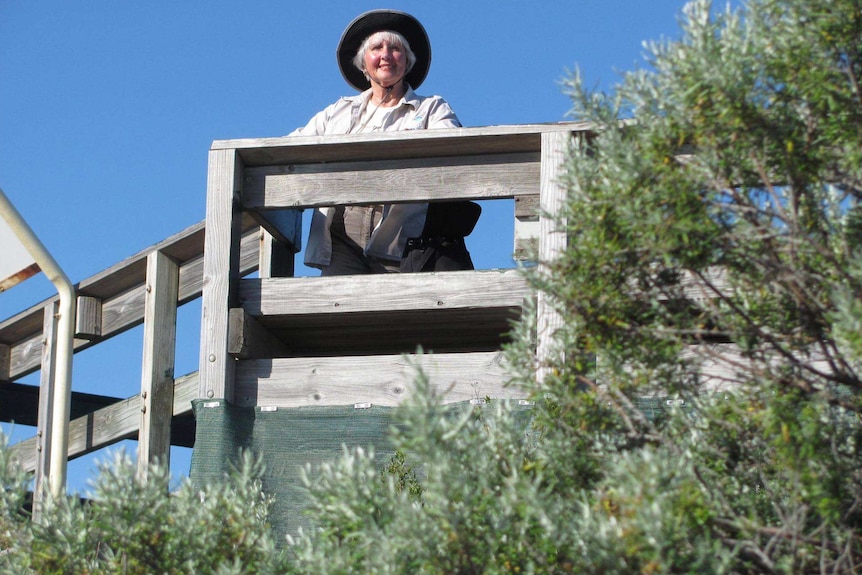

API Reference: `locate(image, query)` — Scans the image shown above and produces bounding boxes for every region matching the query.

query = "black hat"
[337,9,431,91]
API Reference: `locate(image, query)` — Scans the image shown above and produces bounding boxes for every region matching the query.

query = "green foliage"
[0,448,290,574]
[285,0,862,572]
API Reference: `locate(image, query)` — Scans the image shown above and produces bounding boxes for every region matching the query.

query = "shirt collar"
[347,84,420,109]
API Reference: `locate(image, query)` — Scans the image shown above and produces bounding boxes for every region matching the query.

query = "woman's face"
[363,32,407,89]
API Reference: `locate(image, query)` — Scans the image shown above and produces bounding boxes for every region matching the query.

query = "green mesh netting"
[188,399,403,541]
[188,396,680,543]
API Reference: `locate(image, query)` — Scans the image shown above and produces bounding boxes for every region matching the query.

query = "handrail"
[2,219,261,476]
[0,218,260,383]
[0,187,75,498]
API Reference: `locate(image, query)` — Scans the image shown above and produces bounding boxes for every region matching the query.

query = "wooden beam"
[514,194,540,220]
[514,193,540,261]
[514,219,539,262]
[0,381,122,426]
[227,307,290,359]
[33,303,58,515]
[252,208,302,250]
[138,251,179,479]
[536,131,571,383]
[198,148,243,402]
[212,122,593,167]
[234,351,525,408]
[239,269,529,317]
[258,230,296,279]
[243,153,539,210]
[75,296,102,339]
[4,229,260,382]
[0,343,9,381]
[10,371,199,473]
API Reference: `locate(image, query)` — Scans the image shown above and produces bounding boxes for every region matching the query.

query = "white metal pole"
[0,187,75,499]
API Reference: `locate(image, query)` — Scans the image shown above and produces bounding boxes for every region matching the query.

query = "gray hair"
[353,30,416,76]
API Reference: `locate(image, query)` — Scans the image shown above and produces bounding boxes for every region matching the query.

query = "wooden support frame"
[227,307,290,359]
[32,302,58,518]
[0,343,10,382]
[1,223,261,383]
[258,229,296,279]
[197,124,585,407]
[11,372,199,473]
[138,251,179,480]
[75,296,102,339]
[536,131,571,383]
[198,149,244,403]
[234,351,518,408]
[2,122,592,489]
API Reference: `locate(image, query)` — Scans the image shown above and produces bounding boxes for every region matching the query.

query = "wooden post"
[75,296,103,340]
[0,344,9,383]
[259,230,295,279]
[536,131,570,383]
[33,302,59,521]
[137,251,179,480]
[198,148,243,403]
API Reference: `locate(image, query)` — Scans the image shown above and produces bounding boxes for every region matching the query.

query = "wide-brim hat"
[337,9,431,91]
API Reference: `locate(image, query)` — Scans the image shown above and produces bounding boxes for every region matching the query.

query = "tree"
[288,0,862,572]
[3,0,861,572]
[0,444,291,574]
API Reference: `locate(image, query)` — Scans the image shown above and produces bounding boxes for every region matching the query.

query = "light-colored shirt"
[290,85,461,268]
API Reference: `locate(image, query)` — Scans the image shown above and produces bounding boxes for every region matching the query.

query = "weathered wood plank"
[515,193,540,220]
[198,148,243,402]
[239,269,529,317]
[251,209,302,250]
[0,343,9,381]
[514,193,541,261]
[620,343,836,396]
[172,371,199,416]
[11,371,199,473]
[234,351,524,408]
[5,229,260,382]
[514,219,540,262]
[237,270,529,356]
[243,153,539,210]
[258,230,296,279]
[227,307,289,359]
[138,251,179,478]
[33,303,58,512]
[0,382,123,427]
[537,131,572,383]
[75,296,102,339]
[213,122,593,167]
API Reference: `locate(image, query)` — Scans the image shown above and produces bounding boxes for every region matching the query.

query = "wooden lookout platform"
[0,122,582,497]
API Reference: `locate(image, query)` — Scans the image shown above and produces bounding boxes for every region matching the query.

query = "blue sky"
[1,1,691,491]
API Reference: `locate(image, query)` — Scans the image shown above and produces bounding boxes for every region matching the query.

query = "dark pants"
[400,201,480,273]
[400,237,474,272]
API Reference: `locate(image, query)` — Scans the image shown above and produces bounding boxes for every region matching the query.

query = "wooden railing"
[198,123,579,406]
[0,219,261,485]
[0,122,585,493]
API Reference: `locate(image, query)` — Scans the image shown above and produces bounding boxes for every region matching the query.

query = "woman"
[290,9,477,276]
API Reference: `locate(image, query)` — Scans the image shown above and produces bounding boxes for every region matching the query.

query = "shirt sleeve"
[425,97,462,129]
[288,108,329,136]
